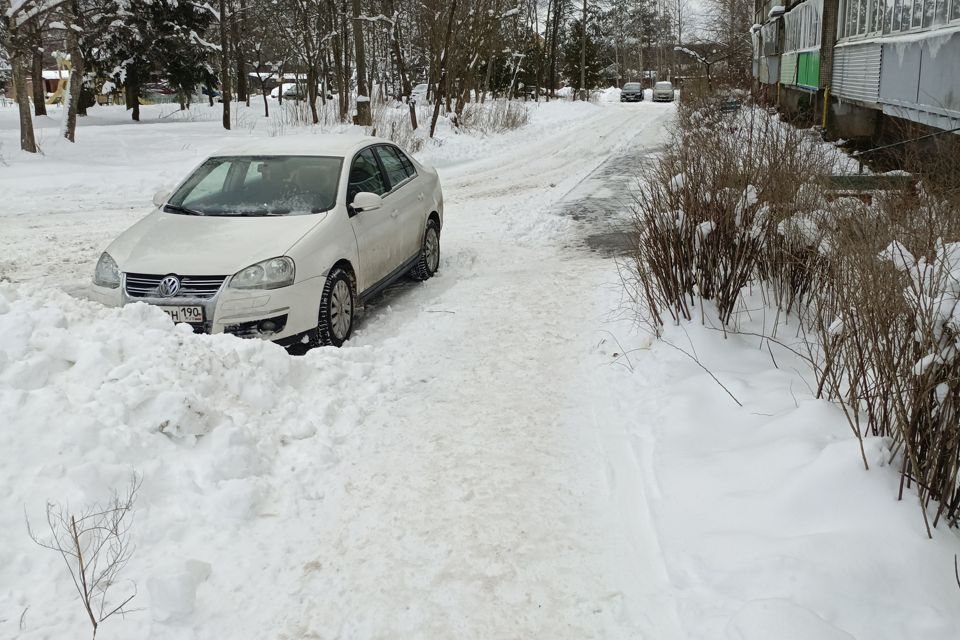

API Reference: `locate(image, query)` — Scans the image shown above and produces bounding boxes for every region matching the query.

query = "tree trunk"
[12,51,38,152]
[219,0,232,130]
[126,83,141,121]
[352,0,371,126]
[386,0,413,129]
[549,0,563,98]
[307,66,319,124]
[578,0,587,100]
[429,0,457,138]
[334,1,350,122]
[63,1,84,142]
[31,26,47,117]
[233,0,248,104]
[259,77,269,117]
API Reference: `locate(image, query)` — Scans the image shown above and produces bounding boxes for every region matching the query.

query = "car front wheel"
[316,267,355,347]
[411,220,441,281]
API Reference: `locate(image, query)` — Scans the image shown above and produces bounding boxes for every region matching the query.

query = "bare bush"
[628,100,832,332]
[27,475,141,639]
[629,96,960,533]
[807,190,960,532]
[457,99,529,135]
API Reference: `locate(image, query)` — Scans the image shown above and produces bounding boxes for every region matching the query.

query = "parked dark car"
[620,82,644,102]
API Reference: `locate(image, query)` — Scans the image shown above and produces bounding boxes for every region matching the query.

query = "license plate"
[159,305,205,324]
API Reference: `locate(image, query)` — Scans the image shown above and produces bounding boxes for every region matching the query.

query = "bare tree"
[428,0,457,137]
[1,0,70,152]
[27,475,141,640]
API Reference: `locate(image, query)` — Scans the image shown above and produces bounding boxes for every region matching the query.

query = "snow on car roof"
[210,134,386,158]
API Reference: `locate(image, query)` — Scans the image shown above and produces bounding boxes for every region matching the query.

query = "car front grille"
[125,273,227,299]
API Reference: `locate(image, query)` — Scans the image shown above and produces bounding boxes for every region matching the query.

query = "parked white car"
[91,135,444,348]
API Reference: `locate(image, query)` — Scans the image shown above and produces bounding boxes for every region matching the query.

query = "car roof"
[210,134,391,158]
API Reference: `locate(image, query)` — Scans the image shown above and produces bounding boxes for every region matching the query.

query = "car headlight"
[229,256,295,290]
[93,252,121,288]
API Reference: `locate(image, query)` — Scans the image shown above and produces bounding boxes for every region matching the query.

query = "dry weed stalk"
[27,475,142,639]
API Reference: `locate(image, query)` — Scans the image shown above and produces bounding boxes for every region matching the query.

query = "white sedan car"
[91,135,444,348]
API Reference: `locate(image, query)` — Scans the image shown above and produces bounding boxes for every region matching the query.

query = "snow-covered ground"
[2,97,959,639]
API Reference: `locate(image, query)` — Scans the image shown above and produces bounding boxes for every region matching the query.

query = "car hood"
[107,210,328,275]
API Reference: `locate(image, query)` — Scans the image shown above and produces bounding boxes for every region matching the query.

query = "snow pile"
[594,300,960,640]
[0,283,390,637]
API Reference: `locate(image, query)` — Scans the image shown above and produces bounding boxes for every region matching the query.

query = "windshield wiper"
[164,204,203,216]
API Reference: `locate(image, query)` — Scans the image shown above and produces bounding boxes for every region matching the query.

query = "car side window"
[376,145,413,190]
[347,148,387,202]
[396,148,416,178]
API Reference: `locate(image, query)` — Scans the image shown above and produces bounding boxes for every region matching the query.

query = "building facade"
[753,0,960,140]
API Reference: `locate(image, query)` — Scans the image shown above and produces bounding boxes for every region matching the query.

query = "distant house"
[21,69,69,99]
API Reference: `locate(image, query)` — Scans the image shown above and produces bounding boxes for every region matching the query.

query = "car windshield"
[655,82,673,90]
[623,83,642,90]
[167,155,342,216]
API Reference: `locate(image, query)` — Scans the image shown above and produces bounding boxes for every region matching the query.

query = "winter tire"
[410,220,441,281]
[316,267,355,347]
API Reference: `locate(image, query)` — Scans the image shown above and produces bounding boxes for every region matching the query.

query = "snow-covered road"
[285,102,680,638]
[5,99,960,640]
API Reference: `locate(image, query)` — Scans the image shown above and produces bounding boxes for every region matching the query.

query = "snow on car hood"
[107,209,328,275]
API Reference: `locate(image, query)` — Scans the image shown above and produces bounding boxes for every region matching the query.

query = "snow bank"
[0,283,389,637]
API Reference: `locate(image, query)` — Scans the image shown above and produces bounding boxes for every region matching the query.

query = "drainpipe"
[822,86,830,130]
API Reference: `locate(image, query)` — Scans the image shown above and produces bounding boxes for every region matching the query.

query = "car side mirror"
[351,192,383,213]
[153,190,170,207]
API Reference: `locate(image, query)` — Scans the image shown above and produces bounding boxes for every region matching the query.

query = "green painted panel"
[797,51,820,88]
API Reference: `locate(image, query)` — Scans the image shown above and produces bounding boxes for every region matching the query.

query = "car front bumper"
[90,275,325,344]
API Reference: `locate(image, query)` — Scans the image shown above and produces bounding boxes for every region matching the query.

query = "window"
[953,0,960,21]
[180,162,230,204]
[376,145,413,190]
[899,0,913,30]
[784,0,822,50]
[168,155,341,216]
[934,0,948,23]
[885,0,898,33]
[397,150,416,177]
[347,148,387,202]
[761,21,779,54]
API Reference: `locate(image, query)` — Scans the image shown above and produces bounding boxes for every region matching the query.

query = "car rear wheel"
[411,220,441,281]
[316,267,355,347]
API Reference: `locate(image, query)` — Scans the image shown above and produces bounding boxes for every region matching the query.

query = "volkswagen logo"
[158,275,181,297]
